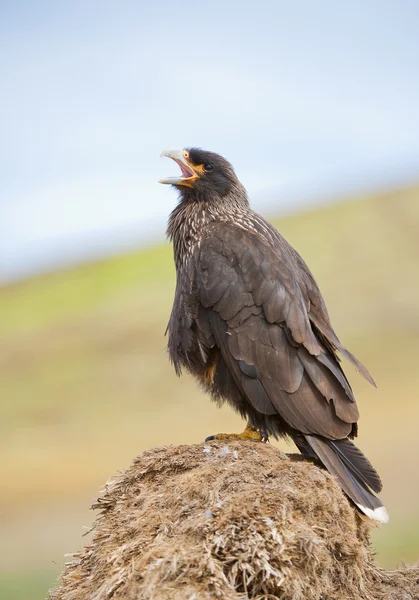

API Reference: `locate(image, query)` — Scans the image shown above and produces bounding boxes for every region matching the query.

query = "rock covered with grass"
[49,442,418,600]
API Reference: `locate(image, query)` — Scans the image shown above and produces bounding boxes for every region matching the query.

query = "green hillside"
[1,185,419,599]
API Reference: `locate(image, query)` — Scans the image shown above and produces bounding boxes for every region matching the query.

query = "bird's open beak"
[159,148,200,186]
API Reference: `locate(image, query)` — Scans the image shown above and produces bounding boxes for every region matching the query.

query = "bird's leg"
[286,453,319,465]
[205,423,268,443]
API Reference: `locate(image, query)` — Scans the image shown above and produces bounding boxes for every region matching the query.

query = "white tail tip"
[356,503,389,524]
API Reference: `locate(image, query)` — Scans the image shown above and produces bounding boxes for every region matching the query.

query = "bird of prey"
[159,147,388,524]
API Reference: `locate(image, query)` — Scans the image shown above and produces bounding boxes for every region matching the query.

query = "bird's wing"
[197,223,360,439]
[288,247,376,386]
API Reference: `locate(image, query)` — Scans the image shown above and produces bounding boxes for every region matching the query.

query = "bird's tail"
[301,435,389,524]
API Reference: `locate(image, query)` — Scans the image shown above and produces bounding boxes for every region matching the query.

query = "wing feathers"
[263,282,288,323]
[241,377,278,415]
[262,374,352,438]
[310,316,376,387]
[298,348,359,424]
[198,225,369,441]
[209,311,277,416]
[228,319,304,393]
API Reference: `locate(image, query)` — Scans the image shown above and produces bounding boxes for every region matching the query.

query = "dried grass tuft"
[49,442,418,600]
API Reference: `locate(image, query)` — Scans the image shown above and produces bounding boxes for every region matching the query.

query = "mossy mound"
[49,442,418,599]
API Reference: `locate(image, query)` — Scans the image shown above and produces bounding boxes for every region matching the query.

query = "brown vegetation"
[49,442,418,600]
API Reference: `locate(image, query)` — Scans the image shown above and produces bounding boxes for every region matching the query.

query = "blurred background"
[1,1,419,598]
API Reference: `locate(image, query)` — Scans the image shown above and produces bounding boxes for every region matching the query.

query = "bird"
[159,147,388,524]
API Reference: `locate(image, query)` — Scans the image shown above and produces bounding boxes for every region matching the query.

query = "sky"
[1,0,419,282]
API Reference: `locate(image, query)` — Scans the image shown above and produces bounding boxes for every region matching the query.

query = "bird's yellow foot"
[205,424,268,443]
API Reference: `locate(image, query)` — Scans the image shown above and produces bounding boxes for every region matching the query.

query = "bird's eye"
[203,163,214,172]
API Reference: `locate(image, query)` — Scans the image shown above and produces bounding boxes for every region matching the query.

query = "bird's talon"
[204,424,264,443]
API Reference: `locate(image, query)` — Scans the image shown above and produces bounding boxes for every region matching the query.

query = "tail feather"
[329,438,382,493]
[304,435,389,524]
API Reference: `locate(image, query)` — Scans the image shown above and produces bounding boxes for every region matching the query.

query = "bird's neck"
[167,188,250,270]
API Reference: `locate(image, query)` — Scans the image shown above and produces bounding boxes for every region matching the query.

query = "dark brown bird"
[160,147,388,524]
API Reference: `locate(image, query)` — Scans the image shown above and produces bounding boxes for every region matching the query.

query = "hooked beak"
[159,148,200,186]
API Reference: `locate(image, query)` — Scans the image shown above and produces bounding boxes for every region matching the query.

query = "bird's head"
[159,148,246,204]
